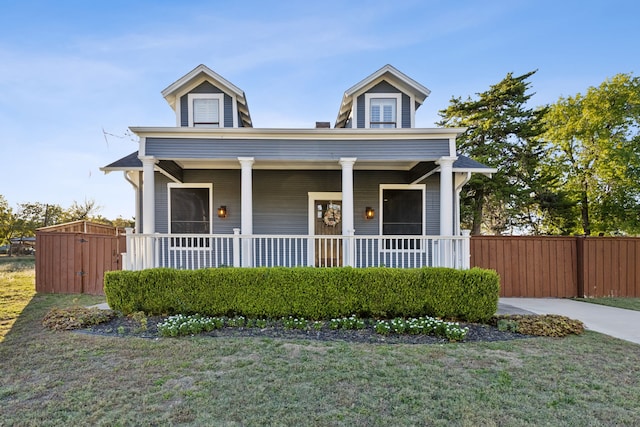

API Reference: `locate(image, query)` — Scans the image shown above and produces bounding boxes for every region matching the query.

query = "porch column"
[140,156,157,269]
[140,156,157,234]
[437,156,457,268]
[238,157,254,267]
[339,157,356,267]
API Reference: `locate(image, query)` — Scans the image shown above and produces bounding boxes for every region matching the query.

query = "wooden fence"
[35,225,125,295]
[471,236,640,298]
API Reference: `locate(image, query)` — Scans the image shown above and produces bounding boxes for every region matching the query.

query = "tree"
[62,199,102,222]
[0,195,17,246]
[438,71,548,234]
[16,202,65,235]
[542,73,640,235]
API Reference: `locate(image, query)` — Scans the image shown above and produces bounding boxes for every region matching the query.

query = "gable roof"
[161,64,252,127]
[335,64,432,128]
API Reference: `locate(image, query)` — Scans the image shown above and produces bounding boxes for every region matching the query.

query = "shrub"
[491,314,585,337]
[105,266,499,322]
[42,307,115,331]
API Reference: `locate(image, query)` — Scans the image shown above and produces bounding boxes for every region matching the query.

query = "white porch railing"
[122,229,471,271]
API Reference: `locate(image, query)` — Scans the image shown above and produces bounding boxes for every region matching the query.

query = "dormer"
[161,64,252,128]
[334,64,431,129]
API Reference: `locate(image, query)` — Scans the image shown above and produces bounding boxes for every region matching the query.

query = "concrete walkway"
[499,298,640,345]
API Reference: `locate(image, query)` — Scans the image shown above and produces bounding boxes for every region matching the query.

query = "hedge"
[104,267,500,322]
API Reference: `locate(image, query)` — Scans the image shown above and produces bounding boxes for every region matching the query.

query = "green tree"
[543,73,640,235]
[16,202,65,235]
[61,199,102,222]
[0,195,18,246]
[438,71,547,234]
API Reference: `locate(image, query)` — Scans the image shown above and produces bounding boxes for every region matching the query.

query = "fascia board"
[344,64,431,101]
[129,126,468,140]
[100,166,143,173]
[452,167,498,177]
[161,64,244,99]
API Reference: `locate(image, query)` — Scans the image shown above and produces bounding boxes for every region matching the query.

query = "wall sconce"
[217,206,227,218]
[365,207,375,220]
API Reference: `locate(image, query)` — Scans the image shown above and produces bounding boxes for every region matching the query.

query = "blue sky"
[0,0,638,220]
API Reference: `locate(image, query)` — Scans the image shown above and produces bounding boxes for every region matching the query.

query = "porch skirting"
[122,229,470,271]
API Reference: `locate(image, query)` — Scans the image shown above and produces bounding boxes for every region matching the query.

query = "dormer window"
[365,93,402,128]
[188,93,224,128]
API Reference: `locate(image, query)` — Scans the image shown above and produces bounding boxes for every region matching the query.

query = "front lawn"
[574,297,640,312]
[1,263,640,425]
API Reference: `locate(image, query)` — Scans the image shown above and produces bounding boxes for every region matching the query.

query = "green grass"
[574,297,640,312]
[2,262,640,425]
[0,256,37,340]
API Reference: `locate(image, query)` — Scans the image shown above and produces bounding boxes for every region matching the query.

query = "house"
[101,64,495,270]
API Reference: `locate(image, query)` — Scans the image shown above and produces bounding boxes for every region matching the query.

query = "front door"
[314,200,342,267]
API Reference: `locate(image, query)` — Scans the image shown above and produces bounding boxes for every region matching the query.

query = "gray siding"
[154,173,171,233]
[402,93,411,128]
[356,94,365,128]
[425,175,440,235]
[146,137,450,161]
[179,81,235,128]
[253,170,341,234]
[153,169,440,236]
[353,171,407,235]
[155,170,241,234]
[224,94,233,128]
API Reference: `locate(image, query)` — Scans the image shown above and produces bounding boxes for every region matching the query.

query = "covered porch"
[122,230,471,270]
[102,128,494,271]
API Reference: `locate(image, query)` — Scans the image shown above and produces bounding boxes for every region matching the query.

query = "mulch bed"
[80,315,532,345]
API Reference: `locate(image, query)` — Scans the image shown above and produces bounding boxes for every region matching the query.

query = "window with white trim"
[365,93,402,128]
[188,93,224,128]
[168,184,212,234]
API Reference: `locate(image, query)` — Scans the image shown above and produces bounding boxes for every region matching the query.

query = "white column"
[140,156,156,234]
[437,156,457,236]
[437,156,457,268]
[140,156,157,269]
[238,157,254,267]
[339,157,356,267]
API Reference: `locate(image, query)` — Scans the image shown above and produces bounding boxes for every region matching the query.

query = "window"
[188,94,224,128]
[168,184,212,234]
[370,98,396,128]
[380,185,425,249]
[365,93,401,128]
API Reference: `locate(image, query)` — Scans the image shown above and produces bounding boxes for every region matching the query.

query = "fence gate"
[36,225,125,295]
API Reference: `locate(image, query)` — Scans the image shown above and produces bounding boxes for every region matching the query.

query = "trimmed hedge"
[104,267,499,322]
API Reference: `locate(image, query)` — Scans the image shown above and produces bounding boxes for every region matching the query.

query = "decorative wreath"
[323,203,342,227]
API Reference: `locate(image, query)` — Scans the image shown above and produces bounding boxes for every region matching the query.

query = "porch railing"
[122,229,470,271]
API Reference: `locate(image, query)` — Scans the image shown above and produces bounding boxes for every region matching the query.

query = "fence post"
[233,228,241,267]
[461,230,471,269]
[344,229,355,267]
[576,236,585,297]
[123,228,133,270]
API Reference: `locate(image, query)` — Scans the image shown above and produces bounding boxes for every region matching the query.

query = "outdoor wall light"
[365,206,375,220]
[217,206,227,218]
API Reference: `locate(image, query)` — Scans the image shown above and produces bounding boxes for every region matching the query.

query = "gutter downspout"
[123,171,141,233]
[454,172,472,236]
